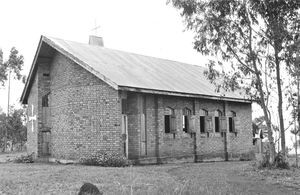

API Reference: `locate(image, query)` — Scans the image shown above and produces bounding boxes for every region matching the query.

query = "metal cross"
[91,19,101,35]
[91,25,101,35]
[28,104,36,132]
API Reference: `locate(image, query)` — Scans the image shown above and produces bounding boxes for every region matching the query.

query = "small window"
[182,108,191,133]
[199,109,208,133]
[229,117,233,132]
[164,107,176,134]
[200,116,205,133]
[42,93,49,107]
[229,111,236,133]
[165,115,171,133]
[214,110,222,133]
[215,117,220,132]
[183,115,189,133]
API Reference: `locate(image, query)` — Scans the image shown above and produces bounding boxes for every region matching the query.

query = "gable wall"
[27,60,52,157]
[46,52,121,160]
[37,62,51,156]
[26,74,39,156]
[126,92,253,162]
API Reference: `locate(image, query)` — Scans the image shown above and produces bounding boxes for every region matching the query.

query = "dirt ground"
[0,160,299,195]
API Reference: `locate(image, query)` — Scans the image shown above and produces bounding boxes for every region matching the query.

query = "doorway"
[41,131,51,156]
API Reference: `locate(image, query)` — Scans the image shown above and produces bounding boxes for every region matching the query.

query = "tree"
[252,0,300,159]
[291,128,299,167]
[0,47,25,152]
[169,0,300,163]
[0,47,24,85]
[288,38,300,167]
[0,107,27,152]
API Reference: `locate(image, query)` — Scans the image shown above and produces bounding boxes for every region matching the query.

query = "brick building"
[21,35,254,163]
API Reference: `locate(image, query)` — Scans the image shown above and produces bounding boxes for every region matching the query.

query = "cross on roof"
[91,25,101,35]
[91,19,101,35]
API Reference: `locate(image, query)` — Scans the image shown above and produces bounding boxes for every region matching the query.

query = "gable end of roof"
[20,36,119,104]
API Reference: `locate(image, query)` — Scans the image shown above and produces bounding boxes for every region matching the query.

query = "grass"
[0,151,27,163]
[0,160,299,195]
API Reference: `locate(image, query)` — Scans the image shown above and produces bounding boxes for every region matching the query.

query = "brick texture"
[26,75,38,157]
[125,93,254,162]
[27,52,122,160]
[27,51,254,163]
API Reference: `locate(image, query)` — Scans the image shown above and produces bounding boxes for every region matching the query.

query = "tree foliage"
[0,107,27,151]
[169,0,300,162]
[0,47,25,86]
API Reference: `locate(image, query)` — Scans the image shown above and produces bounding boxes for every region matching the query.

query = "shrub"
[239,152,255,161]
[273,152,289,169]
[80,151,130,167]
[14,153,34,163]
[254,151,289,169]
[255,152,271,169]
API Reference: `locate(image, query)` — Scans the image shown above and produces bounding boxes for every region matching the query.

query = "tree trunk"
[275,49,286,157]
[295,73,300,167]
[295,132,298,168]
[4,70,11,153]
[253,67,276,163]
[246,10,275,163]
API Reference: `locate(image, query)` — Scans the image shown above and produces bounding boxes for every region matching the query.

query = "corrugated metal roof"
[21,36,250,103]
[46,36,249,101]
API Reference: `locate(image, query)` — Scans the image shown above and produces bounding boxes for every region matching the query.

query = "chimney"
[89,35,104,47]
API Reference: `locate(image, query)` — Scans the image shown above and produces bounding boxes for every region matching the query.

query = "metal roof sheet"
[45,36,249,101]
[21,36,250,104]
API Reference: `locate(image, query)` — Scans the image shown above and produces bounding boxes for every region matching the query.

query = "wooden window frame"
[199,109,208,134]
[228,111,236,133]
[182,108,191,133]
[164,107,176,134]
[214,110,222,133]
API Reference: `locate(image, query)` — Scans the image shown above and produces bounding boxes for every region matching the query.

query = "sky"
[0,0,295,150]
[0,0,208,111]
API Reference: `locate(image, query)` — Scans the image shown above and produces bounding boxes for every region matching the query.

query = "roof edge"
[20,36,44,104]
[42,36,119,90]
[119,86,252,103]
[20,35,119,104]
